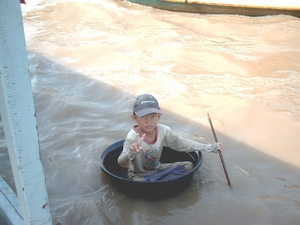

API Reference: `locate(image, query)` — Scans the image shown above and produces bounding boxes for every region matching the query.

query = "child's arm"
[163,127,220,153]
[118,133,145,168]
[118,138,135,168]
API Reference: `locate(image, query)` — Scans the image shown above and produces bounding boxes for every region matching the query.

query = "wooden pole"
[207,113,232,187]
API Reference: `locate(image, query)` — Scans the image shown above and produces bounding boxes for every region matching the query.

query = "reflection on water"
[0,0,300,224]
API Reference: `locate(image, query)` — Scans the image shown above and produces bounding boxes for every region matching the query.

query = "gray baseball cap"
[133,94,164,117]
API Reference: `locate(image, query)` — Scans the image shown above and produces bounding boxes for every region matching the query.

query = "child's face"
[132,113,161,134]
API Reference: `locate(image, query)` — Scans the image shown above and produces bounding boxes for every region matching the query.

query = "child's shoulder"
[157,124,171,133]
[126,128,137,139]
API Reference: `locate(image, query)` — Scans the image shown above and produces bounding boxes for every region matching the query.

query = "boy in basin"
[118,94,222,181]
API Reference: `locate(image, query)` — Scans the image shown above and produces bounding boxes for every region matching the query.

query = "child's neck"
[138,126,157,144]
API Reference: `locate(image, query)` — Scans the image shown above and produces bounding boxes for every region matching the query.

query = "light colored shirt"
[118,124,218,174]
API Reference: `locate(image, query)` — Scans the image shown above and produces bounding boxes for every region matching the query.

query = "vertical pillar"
[0,0,52,224]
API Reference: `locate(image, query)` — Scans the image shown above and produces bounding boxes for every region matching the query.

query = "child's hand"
[217,142,223,152]
[130,133,145,154]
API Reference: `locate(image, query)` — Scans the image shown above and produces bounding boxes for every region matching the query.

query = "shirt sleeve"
[161,125,219,153]
[117,131,136,168]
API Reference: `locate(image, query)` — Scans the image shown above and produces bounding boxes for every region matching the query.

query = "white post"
[0,0,52,224]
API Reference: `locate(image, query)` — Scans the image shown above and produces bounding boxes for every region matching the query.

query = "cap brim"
[135,108,163,117]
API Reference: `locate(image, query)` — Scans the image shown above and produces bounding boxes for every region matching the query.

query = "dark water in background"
[1,0,300,224]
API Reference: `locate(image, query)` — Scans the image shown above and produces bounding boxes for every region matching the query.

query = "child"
[118,94,222,181]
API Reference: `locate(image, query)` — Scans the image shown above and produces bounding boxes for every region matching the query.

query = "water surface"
[1,0,300,224]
